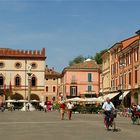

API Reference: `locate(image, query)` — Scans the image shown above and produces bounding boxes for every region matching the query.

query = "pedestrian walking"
[59,101,66,120]
[67,101,74,120]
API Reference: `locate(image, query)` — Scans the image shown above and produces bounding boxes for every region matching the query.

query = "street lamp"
[27,65,32,104]
[120,56,125,109]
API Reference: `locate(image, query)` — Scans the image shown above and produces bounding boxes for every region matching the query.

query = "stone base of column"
[21,102,36,111]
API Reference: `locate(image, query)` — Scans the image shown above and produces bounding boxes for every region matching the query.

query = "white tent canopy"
[30,100,40,103]
[66,97,85,102]
[5,99,17,103]
[84,98,104,103]
[66,97,104,103]
[17,100,28,103]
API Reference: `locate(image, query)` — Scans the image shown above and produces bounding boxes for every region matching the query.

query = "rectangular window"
[111,64,114,74]
[128,52,131,65]
[71,75,76,83]
[46,86,48,92]
[125,54,128,66]
[134,47,139,62]
[87,85,92,92]
[116,63,118,74]
[70,86,77,96]
[129,72,131,85]
[88,73,92,82]
[135,69,138,84]
[53,86,56,92]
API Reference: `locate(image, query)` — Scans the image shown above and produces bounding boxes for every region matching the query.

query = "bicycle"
[104,110,117,131]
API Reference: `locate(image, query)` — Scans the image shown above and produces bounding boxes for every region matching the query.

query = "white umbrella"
[17,99,28,103]
[5,99,17,103]
[30,100,40,103]
[83,98,103,104]
[66,97,85,102]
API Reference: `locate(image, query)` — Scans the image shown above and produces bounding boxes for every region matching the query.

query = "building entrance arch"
[11,93,24,100]
[30,94,40,100]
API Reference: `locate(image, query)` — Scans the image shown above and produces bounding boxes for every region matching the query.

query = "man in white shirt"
[67,101,74,120]
[102,97,115,111]
[102,97,115,130]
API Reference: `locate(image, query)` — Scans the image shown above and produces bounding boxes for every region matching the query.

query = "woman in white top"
[67,101,74,120]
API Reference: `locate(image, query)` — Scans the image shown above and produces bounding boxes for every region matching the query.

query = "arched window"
[15,75,21,86]
[31,76,36,87]
[0,76,4,86]
[46,86,48,92]
[53,86,56,92]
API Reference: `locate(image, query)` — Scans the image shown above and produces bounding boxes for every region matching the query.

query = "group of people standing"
[59,101,74,120]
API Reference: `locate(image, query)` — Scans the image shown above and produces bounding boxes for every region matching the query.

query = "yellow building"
[45,67,62,102]
[101,50,110,95]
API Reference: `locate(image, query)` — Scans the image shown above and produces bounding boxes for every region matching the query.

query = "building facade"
[101,50,110,95]
[109,31,140,106]
[45,67,62,102]
[0,48,46,102]
[62,59,100,98]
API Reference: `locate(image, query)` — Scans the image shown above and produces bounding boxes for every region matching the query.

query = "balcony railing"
[71,79,77,84]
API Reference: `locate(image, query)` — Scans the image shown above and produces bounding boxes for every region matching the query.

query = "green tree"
[69,55,85,66]
[94,49,107,64]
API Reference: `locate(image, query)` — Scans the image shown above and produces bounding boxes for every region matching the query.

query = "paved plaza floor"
[0,110,139,140]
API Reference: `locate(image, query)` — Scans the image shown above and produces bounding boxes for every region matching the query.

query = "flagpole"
[9,73,12,99]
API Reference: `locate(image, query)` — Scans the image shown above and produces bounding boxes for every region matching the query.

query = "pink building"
[62,59,100,98]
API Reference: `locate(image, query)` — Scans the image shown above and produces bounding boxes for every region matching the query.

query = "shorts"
[60,108,65,114]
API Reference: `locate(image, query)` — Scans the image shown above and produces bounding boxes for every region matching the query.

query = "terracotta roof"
[109,34,140,50]
[45,68,61,78]
[64,59,99,70]
[121,35,140,48]
[0,48,46,59]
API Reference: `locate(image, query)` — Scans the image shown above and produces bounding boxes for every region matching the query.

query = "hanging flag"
[4,84,6,94]
[9,81,12,93]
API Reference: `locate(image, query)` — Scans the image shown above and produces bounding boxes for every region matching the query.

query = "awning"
[98,92,120,102]
[119,91,130,100]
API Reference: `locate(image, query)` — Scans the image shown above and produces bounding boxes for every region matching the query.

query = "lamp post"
[120,56,125,109]
[27,65,32,104]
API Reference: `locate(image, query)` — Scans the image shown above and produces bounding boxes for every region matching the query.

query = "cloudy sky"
[0,0,140,72]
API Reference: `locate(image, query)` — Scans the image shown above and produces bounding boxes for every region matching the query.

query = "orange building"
[109,31,140,106]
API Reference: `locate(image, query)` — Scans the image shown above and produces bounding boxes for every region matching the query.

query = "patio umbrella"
[30,100,40,103]
[66,97,85,102]
[5,99,17,103]
[17,99,28,103]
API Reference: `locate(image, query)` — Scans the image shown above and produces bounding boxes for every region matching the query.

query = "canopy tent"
[84,97,104,103]
[119,91,130,100]
[97,92,120,102]
[66,97,85,102]
[17,100,28,103]
[5,99,17,103]
[30,100,40,103]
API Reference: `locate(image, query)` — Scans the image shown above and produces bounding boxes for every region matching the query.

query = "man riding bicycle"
[102,97,115,131]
